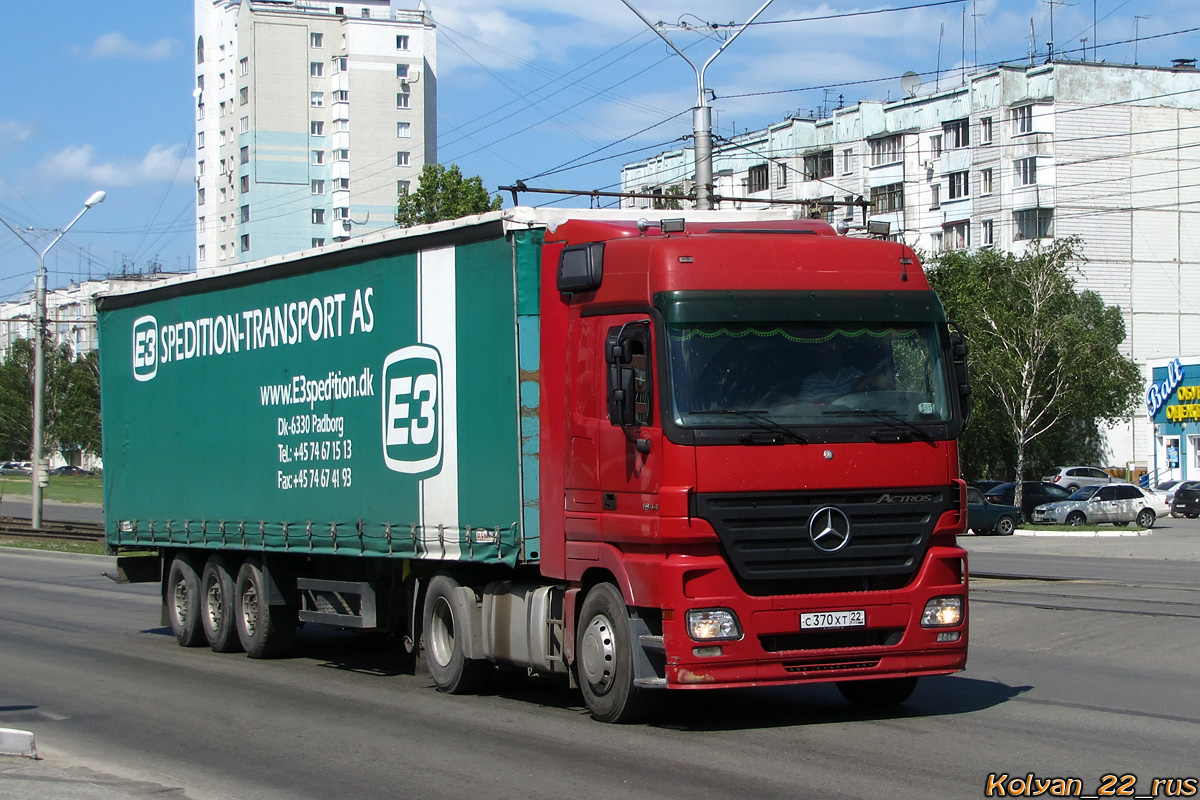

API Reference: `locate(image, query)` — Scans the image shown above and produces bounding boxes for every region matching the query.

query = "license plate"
[801,610,866,630]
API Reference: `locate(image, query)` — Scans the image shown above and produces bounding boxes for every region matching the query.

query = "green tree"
[0,339,102,462]
[927,239,1142,512]
[395,163,502,227]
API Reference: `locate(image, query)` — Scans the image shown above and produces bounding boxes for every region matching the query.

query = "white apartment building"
[195,0,436,269]
[622,59,1200,472]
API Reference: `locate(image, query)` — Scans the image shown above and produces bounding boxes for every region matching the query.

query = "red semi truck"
[100,208,970,723]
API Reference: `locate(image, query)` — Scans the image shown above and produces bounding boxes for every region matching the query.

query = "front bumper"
[655,544,968,689]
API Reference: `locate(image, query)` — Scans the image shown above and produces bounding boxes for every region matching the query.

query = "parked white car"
[1040,466,1115,491]
[1032,483,1168,528]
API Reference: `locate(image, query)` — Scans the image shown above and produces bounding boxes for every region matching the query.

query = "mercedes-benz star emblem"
[809,507,852,553]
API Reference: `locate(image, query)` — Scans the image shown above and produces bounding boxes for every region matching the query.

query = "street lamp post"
[0,190,106,529]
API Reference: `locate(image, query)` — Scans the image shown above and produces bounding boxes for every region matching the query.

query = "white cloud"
[36,144,188,187]
[0,120,36,151]
[86,32,179,61]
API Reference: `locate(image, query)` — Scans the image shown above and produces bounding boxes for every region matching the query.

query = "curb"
[1012,529,1152,538]
[0,728,37,758]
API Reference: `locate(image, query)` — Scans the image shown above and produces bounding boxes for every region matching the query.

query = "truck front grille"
[691,487,954,596]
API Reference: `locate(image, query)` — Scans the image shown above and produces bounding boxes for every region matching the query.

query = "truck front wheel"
[235,558,296,659]
[166,554,206,647]
[200,554,242,653]
[837,676,919,707]
[576,583,656,724]
[422,573,489,694]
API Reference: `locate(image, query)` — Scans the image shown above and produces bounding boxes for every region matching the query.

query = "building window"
[981,168,994,195]
[943,118,969,149]
[777,163,788,189]
[241,234,250,252]
[240,204,249,223]
[1014,207,1053,240]
[398,180,410,195]
[197,131,205,149]
[239,57,248,76]
[869,134,903,166]
[240,116,249,134]
[311,32,324,48]
[802,150,833,180]
[310,61,324,78]
[240,175,250,193]
[333,90,349,103]
[396,151,410,167]
[361,7,370,17]
[312,179,325,195]
[334,177,349,190]
[312,208,326,224]
[333,118,349,132]
[239,146,249,165]
[747,163,769,193]
[239,87,248,105]
[198,244,206,262]
[396,34,410,50]
[396,122,411,138]
[197,102,205,120]
[870,183,904,213]
[982,219,994,245]
[930,232,943,252]
[980,116,993,144]
[948,171,969,200]
[198,215,206,232]
[311,92,324,108]
[219,187,227,204]
[944,221,969,250]
[1015,157,1037,186]
[197,35,205,64]
[198,188,206,206]
[334,148,349,161]
[220,244,227,261]
[842,148,853,175]
[929,134,943,158]
[397,63,410,80]
[930,183,941,209]
[219,72,227,90]
[1012,105,1034,134]
[220,129,227,146]
[334,56,348,72]
[334,206,349,220]
[311,150,324,165]
[311,121,325,136]
[197,160,205,177]
[312,238,325,248]
[396,91,410,109]
[842,194,854,219]
[197,75,205,91]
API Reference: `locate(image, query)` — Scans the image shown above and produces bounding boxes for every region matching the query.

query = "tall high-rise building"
[194,0,436,268]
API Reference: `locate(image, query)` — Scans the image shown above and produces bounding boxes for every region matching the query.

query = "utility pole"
[620,0,775,210]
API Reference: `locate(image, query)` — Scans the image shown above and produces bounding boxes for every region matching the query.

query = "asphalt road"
[1,525,1198,800]
[0,497,103,526]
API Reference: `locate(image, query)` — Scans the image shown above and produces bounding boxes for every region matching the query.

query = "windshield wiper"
[691,409,808,445]
[823,407,937,446]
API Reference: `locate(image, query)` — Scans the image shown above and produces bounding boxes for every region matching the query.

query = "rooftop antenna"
[961,7,966,85]
[901,71,922,98]
[936,23,944,91]
[1030,18,1036,66]
[1134,15,1149,65]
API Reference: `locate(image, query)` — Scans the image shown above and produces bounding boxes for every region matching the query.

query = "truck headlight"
[686,608,743,641]
[921,596,964,627]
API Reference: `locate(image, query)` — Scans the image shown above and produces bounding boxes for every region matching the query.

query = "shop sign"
[1147,358,1185,418]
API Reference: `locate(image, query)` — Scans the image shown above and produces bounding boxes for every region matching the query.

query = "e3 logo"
[382,345,442,474]
[132,315,158,382]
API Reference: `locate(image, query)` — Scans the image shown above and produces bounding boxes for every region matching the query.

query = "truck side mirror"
[949,327,970,424]
[605,323,653,452]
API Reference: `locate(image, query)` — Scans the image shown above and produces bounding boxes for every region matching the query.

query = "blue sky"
[2,0,1199,300]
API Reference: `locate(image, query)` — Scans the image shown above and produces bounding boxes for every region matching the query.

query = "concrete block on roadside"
[0,728,37,758]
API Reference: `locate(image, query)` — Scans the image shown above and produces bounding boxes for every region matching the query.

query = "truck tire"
[235,558,296,659]
[422,573,489,694]
[576,582,656,724]
[837,676,918,707]
[200,554,242,653]
[166,554,206,647]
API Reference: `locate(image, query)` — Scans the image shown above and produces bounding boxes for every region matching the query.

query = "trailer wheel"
[200,555,242,653]
[235,558,296,659]
[422,574,488,694]
[576,582,655,724]
[837,676,918,707]
[166,554,206,647]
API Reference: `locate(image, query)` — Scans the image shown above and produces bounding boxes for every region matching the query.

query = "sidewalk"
[0,754,190,800]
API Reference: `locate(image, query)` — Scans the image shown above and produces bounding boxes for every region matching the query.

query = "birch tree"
[928,239,1141,514]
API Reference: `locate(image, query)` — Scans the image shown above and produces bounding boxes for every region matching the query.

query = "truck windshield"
[658,291,956,434]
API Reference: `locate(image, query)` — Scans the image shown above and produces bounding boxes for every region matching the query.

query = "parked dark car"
[966,486,1020,535]
[970,480,1006,493]
[984,481,1073,522]
[49,465,96,477]
[1171,482,1200,518]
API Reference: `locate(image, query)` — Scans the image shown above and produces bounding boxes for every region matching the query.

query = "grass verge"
[0,475,102,505]
[0,537,108,556]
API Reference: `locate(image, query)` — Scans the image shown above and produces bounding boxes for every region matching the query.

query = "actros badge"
[382,344,443,475]
[132,315,158,382]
